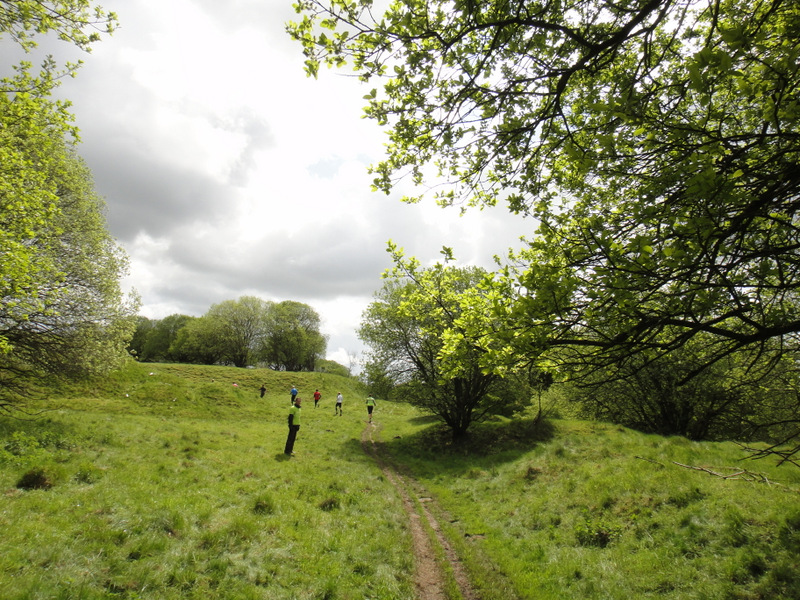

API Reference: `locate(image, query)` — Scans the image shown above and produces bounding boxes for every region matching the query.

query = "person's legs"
[284,426,298,454]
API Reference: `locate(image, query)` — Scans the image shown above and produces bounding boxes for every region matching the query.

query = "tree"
[261,300,327,371]
[204,296,272,368]
[1,1,117,53]
[1,1,126,409]
[359,251,522,440]
[128,316,155,360]
[0,145,138,404]
[290,0,800,370]
[290,0,800,456]
[2,0,117,352]
[562,337,784,440]
[169,316,226,366]
[133,314,192,362]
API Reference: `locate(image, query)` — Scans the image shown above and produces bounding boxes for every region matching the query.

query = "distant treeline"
[128,296,330,371]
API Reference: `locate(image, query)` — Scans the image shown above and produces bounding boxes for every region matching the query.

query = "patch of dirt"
[361,421,479,600]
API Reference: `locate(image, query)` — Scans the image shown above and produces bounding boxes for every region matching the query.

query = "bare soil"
[361,421,479,600]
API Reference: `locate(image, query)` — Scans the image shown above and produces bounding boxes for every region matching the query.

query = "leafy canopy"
[1,1,130,407]
[359,245,521,439]
[288,0,800,377]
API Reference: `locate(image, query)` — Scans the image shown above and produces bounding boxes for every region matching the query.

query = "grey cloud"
[85,143,232,241]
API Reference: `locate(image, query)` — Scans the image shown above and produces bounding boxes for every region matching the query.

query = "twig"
[672,462,784,487]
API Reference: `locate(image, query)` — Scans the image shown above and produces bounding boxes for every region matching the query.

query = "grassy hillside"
[1,361,799,599]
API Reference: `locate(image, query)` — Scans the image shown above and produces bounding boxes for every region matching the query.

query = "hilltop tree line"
[128,297,328,371]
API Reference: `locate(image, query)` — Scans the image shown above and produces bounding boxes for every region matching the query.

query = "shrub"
[17,467,53,490]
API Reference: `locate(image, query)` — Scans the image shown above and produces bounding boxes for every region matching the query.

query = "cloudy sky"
[13,0,534,367]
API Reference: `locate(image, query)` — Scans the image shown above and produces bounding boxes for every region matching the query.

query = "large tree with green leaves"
[204,296,273,368]
[168,316,226,366]
[260,300,328,372]
[1,1,130,409]
[128,314,192,363]
[289,0,800,370]
[290,0,800,456]
[358,251,521,439]
[0,142,137,405]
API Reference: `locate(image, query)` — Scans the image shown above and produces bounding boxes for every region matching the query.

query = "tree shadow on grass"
[367,416,558,477]
[408,415,440,426]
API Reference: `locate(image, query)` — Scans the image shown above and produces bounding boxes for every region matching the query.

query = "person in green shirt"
[284,397,302,455]
[365,396,376,423]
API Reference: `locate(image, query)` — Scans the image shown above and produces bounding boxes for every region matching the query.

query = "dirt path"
[361,421,479,600]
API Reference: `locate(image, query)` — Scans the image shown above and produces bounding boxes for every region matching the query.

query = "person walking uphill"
[290,386,298,405]
[335,392,343,416]
[313,389,321,408]
[365,396,376,423]
[284,397,302,456]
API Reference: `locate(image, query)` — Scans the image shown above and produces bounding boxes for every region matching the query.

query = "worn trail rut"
[360,421,478,600]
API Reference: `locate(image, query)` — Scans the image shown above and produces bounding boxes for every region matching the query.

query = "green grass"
[2,362,799,599]
[1,362,410,599]
[382,416,800,600]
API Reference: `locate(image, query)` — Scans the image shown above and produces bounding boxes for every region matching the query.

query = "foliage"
[359,248,530,439]
[359,355,396,400]
[131,314,192,362]
[1,72,76,356]
[564,339,800,442]
[1,0,130,410]
[1,0,117,53]
[289,0,800,458]
[168,315,225,366]
[130,299,329,371]
[203,296,271,368]
[0,138,138,408]
[260,300,328,371]
[289,0,800,361]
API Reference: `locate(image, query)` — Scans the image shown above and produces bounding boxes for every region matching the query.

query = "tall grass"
[382,414,800,600]
[0,362,411,599]
[2,362,799,599]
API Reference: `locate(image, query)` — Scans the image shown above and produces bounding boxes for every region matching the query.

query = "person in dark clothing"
[259,384,266,398]
[284,397,302,455]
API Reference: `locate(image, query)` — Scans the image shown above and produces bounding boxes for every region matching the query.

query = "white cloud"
[32,0,536,365]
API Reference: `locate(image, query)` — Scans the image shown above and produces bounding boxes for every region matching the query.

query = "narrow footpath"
[361,420,479,600]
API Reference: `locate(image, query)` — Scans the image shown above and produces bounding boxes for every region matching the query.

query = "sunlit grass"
[3,362,800,599]
[383,409,800,600]
[0,362,414,599]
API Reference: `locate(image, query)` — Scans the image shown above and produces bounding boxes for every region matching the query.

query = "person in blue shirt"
[290,385,298,405]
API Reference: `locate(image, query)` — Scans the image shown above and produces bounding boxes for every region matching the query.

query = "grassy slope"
[1,361,799,599]
[1,362,410,600]
[383,415,800,600]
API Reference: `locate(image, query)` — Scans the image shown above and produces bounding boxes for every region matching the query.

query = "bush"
[17,467,53,490]
[564,340,798,441]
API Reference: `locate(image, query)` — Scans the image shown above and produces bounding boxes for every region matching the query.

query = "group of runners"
[283,385,377,456]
